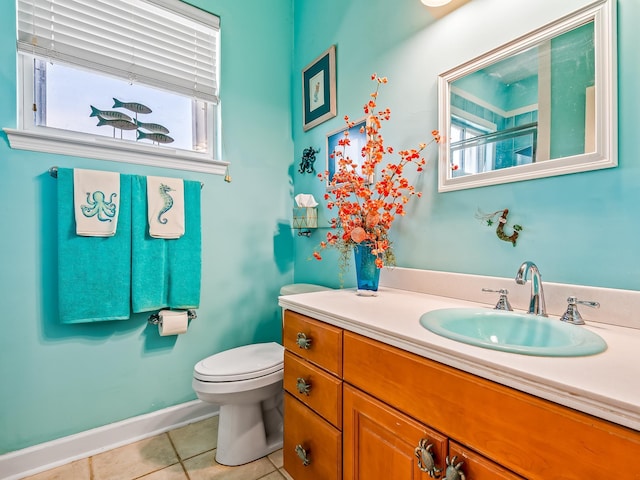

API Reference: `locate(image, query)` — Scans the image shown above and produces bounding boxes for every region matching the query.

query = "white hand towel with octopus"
[73,168,121,237]
[147,176,185,239]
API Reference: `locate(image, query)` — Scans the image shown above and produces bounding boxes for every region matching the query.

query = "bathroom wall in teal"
[291,0,640,292]
[0,0,294,454]
[1,0,639,459]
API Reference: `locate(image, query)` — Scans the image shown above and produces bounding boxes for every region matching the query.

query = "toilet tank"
[279,283,332,296]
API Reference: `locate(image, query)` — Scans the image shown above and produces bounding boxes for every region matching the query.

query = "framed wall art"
[325,118,368,188]
[302,45,337,131]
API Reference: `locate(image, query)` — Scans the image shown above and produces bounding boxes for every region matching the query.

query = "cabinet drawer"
[448,441,524,480]
[283,392,342,480]
[283,310,343,375]
[284,350,343,428]
[344,331,640,480]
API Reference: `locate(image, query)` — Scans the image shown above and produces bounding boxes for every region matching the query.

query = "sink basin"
[419,308,607,357]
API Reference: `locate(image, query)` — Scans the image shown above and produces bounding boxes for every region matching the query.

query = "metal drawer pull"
[296,332,312,349]
[444,456,466,480]
[415,438,442,478]
[296,377,312,395]
[295,444,311,466]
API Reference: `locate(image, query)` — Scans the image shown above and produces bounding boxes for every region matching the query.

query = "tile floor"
[22,416,293,480]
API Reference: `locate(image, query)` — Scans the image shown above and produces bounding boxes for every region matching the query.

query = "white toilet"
[191,283,331,466]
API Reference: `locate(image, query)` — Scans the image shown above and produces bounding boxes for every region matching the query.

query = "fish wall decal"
[135,120,170,134]
[137,131,175,144]
[96,117,138,130]
[90,106,132,122]
[112,98,152,114]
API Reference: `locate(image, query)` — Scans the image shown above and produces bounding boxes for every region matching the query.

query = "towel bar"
[148,309,197,325]
[48,166,205,188]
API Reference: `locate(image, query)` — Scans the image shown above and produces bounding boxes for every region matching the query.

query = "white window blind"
[16,0,220,103]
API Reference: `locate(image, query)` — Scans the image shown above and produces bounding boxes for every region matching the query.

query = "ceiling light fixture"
[420,0,453,6]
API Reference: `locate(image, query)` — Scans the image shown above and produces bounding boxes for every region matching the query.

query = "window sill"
[4,128,228,175]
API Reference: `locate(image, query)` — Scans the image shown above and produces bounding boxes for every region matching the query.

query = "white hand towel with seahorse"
[147,176,185,239]
[73,168,121,237]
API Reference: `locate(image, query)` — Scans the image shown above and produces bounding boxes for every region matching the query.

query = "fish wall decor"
[90,106,133,122]
[92,98,173,143]
[96,117,138,130]
[135,120,170,134]
[136,130,174,144]
[113,98,152,114]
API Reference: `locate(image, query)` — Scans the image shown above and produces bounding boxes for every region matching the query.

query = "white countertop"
[279,287,640,431]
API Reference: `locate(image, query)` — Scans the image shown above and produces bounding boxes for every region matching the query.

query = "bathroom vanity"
[279,269,640,480]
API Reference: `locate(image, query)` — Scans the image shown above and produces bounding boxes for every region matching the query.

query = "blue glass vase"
[353,243,380,295]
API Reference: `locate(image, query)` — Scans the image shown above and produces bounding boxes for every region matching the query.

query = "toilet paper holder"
[148,309,197,325]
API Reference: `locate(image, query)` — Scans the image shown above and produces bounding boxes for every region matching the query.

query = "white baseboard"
[0,400,218,480]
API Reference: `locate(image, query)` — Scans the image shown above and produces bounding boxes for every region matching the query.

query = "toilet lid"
[194,342,284,382]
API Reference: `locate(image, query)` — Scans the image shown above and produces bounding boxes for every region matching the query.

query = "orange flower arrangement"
[313,73,440,275]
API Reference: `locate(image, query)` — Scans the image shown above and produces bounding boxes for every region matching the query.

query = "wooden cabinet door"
[448,441,524,480]
[344,331,640,479]
[343,384,447,480]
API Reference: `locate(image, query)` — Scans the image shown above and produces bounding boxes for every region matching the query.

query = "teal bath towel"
[168,179,202,308]
[132,176,201,312]
[132,175,167,311]
[57,168,131,323]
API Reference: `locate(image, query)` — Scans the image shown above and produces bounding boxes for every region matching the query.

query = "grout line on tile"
[165,429,192,480]
[131,463,182,480]
[256,470,272,480]
[164,431,178,456]
[181,461,192,480]
[125,434,181,480]
[262,471,284,480]
[88,456,95,480]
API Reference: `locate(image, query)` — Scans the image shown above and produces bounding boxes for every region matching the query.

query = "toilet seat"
[194,342,284,382]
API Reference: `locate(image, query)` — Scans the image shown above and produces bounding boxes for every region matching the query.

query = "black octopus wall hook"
[476,208,523,246]
[299,146,319,174]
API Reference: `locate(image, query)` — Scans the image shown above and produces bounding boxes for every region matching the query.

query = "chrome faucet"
[515,261,547,316]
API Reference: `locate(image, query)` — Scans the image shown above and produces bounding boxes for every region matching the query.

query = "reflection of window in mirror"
[452,20,594,167]
[450,117,494,176]
[450,43,542,176]
[438,0,616,192]
[449,18,595,173]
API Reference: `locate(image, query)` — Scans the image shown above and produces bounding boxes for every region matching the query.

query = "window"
[7,0,225,174]
[450,117,494,177]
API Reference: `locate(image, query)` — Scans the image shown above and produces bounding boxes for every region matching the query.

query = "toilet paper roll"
[158,310,188,336]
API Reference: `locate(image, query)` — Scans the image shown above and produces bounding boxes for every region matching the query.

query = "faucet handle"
[560,296,600,325]
[482,288,513,311]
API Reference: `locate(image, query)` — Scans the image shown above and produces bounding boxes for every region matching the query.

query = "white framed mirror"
[437,0,617,192]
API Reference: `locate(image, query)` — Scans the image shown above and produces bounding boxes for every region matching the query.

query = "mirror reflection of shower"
[437,0,616,192]
[449,22,594,177]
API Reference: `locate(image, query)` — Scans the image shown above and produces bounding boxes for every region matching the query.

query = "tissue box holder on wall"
[293,207,317,236]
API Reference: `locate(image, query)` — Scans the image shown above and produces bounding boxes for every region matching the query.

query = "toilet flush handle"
[296,332,312,349]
